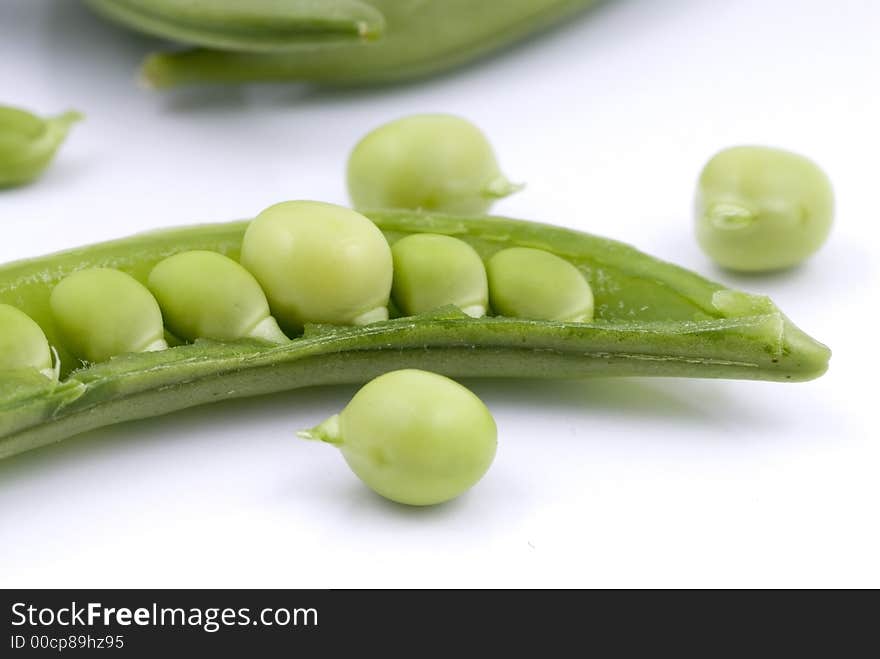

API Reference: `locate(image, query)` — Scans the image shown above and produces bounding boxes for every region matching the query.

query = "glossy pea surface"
[391,233,488,317]
[148,250,286,343]
[695,146,834,272]
[241,201,392,331]
[301,369,497,506]
[50,268,167,364]
[347,114,518,214]
[487,247,594,322]
[0,304,53,376]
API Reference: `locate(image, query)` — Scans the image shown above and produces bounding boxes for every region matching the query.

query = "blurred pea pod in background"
[84,0,601,88]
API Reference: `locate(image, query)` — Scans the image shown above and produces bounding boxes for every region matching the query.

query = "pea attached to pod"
[241,200,393,331]
[148,250,287,343]
[299,369,497,506]
[391,233,488,318]
[50,268,168,364]
[0,304,55,378]
[487,247,594,322]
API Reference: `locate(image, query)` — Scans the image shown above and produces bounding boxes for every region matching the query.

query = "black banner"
[1,589,872,654]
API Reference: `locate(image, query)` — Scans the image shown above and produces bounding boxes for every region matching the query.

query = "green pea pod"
[0,106,82,188]
[88,0,602,88]
[85,0,386,52]
[0,211,829,460]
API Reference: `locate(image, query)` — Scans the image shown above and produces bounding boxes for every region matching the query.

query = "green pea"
[695,146,835,272]
[391,233,488,318]
[0,304,55,378]
[0,106,83,188]
[487,247,593,322]
[347,114,520,214]
[50,268,167,363]
[240,200,392,330]
[299,369,497,506]
[148,250,286,344]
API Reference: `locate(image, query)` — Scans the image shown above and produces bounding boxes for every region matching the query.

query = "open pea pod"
[84,0,601,88]
[0,211,829,460]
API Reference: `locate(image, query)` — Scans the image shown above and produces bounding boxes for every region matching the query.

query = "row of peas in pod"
[5,200,586,508]
[0,113,599,508]
[1,200,595,376]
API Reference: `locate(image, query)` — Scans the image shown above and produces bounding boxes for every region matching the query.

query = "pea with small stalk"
[299,369,497,506]
[694,146,834,272]
[347,114,520,214]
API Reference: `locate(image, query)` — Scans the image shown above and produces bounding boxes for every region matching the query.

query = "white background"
[1,0,878,588]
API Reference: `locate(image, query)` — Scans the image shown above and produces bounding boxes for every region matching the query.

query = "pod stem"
[297,414,343,445]
[247,316,289,344]
[142,338,169,352]
[40,346,62,382]
[460,304,487,318]
[352,306,389,326]
[483,175,524,201]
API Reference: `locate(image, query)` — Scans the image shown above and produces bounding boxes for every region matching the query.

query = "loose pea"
[695,146,834,272]
[299,369,497,506]
[0,304,54,378]
[347,114,520,214]
[391,233,488,318]
[0,106,82,188]
[487,247,593,322]
[148,250,286,344]
[50,268,167,363]
[240,200,392,330]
